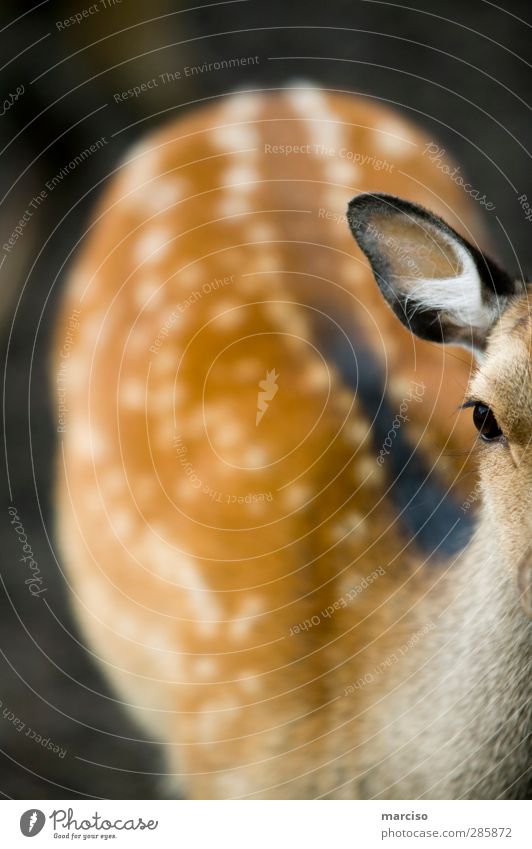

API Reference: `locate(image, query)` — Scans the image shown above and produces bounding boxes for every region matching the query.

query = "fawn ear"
[347,193,518,353]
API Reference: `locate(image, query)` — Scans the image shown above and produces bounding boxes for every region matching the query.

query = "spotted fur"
[53,88,530,799]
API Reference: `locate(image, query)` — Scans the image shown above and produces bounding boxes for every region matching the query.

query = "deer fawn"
[53,87,532,799]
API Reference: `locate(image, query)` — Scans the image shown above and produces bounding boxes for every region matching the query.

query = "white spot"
[303,361,331,390]
[113,612,141,640]
[337,567,377,600]
[178,265,203,287]
[150,384,186,412]
[153,349,176,374]
[221,164,259,191]
[84,488,103,511]
[355,456,384,486]
[196,706,218,741]
[71,422,109,460]
[285,85,343,154]
[330,511,365,542]
[213,124,259,151]
[326,158,358,185]
[69,271,92,301]
[263,300,309,338]
[126,327,155,358]
[326,187,351,215]
[215,421,245,448]
[83,579,112,614]
[183,407,206,435]
[135,227,171,265]
[216,769,250,799]
[63,355,88,387]
[241,445,269,468]
[121,140,159,191]
[177,556,221,633]
[111,510,135,538]
[217,195,251,218]
[120,378,146,409]
[246,221,277,243]
[203,400,231,421]
[374,117,415,156]
[229,596,263,639]
[285,85,329,114]
[388,377,413,400]
[144,178,184,212]
[143,532,179,581]
[284,484,311,509]
[247,498,269,516]
[197,694,242,741]
[154,652,184,681]
[345,418,368,445]
[253,252,279,273]
[174,478,201,502]
[343,510,364,529]
[342,260,365,282]
[194,657,218,679]
[336,388,356,413]
[237,669,260,694]
[312,117,343,153]
[82,314,107,343]
[134,277,164,310]
[209,302,243,330]
[223,93,261,122]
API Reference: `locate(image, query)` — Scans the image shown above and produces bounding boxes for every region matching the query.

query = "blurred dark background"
[0,0,531,798]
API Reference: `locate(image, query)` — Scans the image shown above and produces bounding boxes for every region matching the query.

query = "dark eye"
[472,402,503,441]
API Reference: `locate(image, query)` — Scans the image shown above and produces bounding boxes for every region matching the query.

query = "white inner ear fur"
[403,231,499,331]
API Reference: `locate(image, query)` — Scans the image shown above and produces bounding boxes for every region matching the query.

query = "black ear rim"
[347,192,517,296]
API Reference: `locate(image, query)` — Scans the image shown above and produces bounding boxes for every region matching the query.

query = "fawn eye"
[472,402,503,441]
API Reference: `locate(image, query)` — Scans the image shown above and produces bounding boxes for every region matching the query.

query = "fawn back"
[54,88,483,798]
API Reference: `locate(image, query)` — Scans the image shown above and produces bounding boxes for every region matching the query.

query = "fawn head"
[347,193,532,615]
